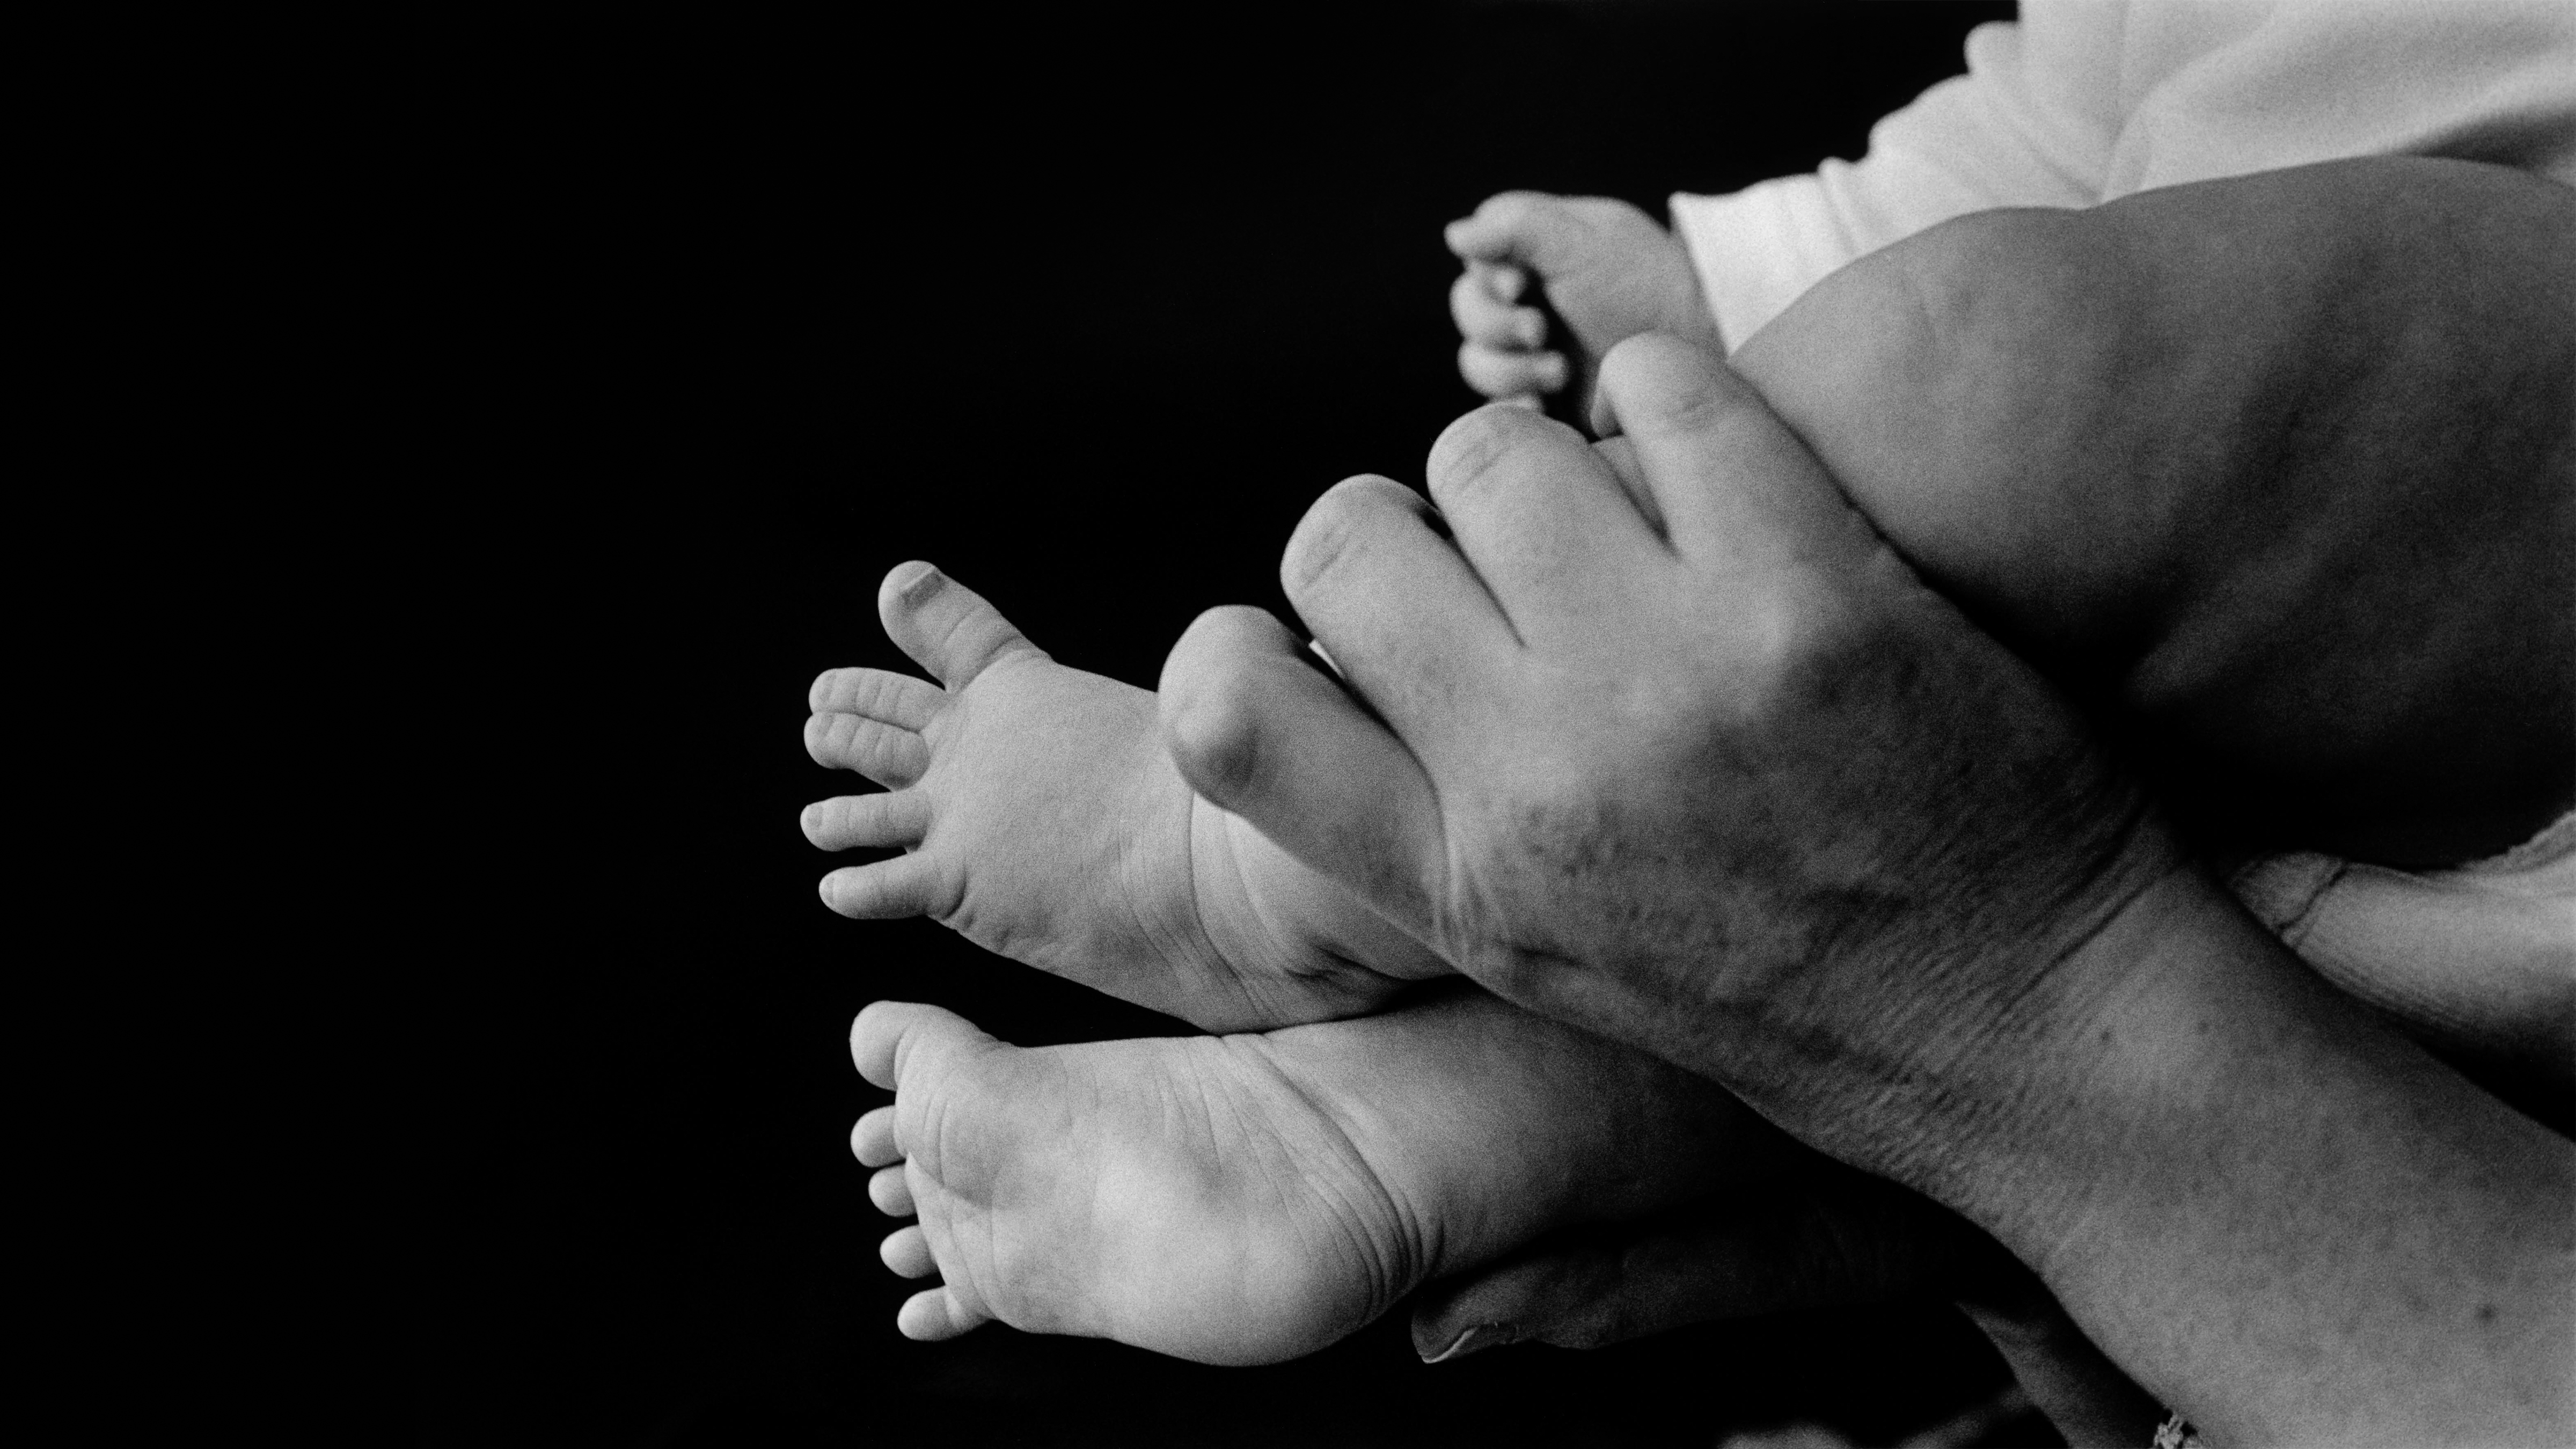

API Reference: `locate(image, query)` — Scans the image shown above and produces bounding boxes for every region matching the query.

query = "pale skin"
[805,562,1440,1033]
[1446,191,1718,419]
[849,982,1788,1364]
[1452,161,2574,866]
[1159,336,2571,1443]
[813,159,2572,1438]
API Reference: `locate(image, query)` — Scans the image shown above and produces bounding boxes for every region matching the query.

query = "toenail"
[897,565,947,608]
[1420,1321,1517,1364]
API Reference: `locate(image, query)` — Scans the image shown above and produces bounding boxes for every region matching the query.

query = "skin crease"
[1155,333,2573,1443]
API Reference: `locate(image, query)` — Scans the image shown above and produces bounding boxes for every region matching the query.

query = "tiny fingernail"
[801,803,824,836]
[1421,1322,1516,1364]
[817,875,838,907]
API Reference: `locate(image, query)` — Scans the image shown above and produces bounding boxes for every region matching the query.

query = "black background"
[398,5,2038,1444]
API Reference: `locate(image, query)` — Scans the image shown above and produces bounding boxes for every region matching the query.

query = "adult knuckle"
[1281,482,1377,596]
[1163,672,1266,802]
[1426,407,1525,502]
[1726,577,1878,718]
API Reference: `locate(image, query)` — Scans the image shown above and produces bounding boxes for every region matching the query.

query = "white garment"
[1664,0,2576,1077]
[1669,0,2576,349]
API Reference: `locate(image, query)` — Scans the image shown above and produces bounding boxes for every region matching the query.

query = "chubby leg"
[849,983,1785,1365]
[1732,156,2574,867]
[805,561,1444,1032]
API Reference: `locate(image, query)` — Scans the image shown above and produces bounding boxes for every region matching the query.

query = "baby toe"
[881,1225,938,1278]
[803,791,932,851]
[852,1106,900,1167]
[805,711,931,788]
[876,563,1045,692]
[896,1285,987,1341]
[869,1163,916,1217]
[819,854,949,920]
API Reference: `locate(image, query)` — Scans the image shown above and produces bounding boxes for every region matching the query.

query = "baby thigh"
[1732,158,2574,864]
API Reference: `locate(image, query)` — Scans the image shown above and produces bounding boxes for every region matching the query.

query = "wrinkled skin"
[1160,332,2175,1177]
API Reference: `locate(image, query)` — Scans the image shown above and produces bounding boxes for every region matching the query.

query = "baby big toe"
[876,562,1043,692]
[850,1000,992,1092]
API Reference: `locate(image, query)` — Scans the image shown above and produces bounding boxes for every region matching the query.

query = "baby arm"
[1446,192,1719,418]
[804,560,1447,1034]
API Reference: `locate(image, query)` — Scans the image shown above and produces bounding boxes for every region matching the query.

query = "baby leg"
[850,983,1785,1365]
[804,561,1444,1033]
[1733,156,2574,868]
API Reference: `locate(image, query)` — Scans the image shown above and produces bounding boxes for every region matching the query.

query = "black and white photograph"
[398,2,2575,1443]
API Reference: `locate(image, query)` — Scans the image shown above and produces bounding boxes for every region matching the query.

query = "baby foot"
[804,561,1445,1032]
[850,987,1782,1365]
[1447,193,1720,417]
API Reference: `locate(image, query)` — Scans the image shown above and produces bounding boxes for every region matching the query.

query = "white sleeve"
[1669,3,2129,350]
[2101,0,2576,199]
[1672,0,2576,351]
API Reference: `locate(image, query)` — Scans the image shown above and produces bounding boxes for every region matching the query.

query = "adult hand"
[1158,334,2573,1443]
[1409,1170,2164,1448]
[1160,334,2176,1180]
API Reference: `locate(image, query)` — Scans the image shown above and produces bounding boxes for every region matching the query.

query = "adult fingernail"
[1420,1322,1516,1364]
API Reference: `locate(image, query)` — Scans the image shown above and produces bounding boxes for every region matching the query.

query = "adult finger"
[1591,334,1878,574]
[1592,435,1668,537]
[1275,474,1519,749]
[1422,404,1668,641]
[1161,605,1449,930]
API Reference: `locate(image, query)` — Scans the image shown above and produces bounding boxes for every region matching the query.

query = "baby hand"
[1446,193,1718,421]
